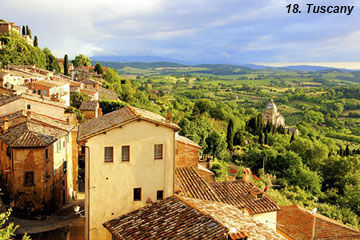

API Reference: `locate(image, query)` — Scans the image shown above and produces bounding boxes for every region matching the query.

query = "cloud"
[0,0,359,63]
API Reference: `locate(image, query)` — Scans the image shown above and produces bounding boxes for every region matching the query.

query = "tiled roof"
[210,180,280,214]
[80,79,97,85]
[103,195,285,240]
[98,87,118,100]
[183,197,286,240]
[0,94,22,107]
[79,101,98,111]
[0,121,67,147]
[103,196,226,240]
[176,135,201,148]
[175,166,220,202]
[277,205,360,240]
[78,105,180,140]
[31,80,64,88]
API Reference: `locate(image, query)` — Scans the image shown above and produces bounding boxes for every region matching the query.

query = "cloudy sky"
[1,0,360,64]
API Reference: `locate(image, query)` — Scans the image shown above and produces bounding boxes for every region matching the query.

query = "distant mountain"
[91,55,190,65]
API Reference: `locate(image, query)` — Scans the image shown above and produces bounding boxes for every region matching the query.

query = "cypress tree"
[33,36,38,47]
[259,132,264,145]
[345,145,350,156]
[64,54,69,76]
[22,26,26,35]
[264,132,268,145]
[290,132,295,143]
[226,118,234,151]
[25,25,29,36]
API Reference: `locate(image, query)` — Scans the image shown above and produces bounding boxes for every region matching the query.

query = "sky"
[1,0,360,64]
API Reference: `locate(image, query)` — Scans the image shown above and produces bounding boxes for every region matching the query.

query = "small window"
[154,144,163,160]
[157,190,164,201]
[57,141,61,153]
[133,188,141,201]
[104,147,113,162]
[122,146,130,161]
[257,194,263,199]
[63,161,67,173]
[42,90,47,96]
[24,171,34,186]
[6,147,11,158]
[45,149,48,159]
[27,104,31,110]
[1,142,3,150]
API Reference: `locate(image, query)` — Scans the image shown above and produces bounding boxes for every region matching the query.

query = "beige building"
[262,100,285,127]
[29,80,70,106]
[78,105,180,240]
[0,93,67,120]
[79,101,102,120]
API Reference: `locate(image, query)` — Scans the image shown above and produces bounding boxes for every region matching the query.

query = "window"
[154,144,163,159]
[122,146,130,161]
[57,140,62,153]
[157,190,164,200]
[24,172,34,186]
[133,188,141,201]
[6,147,11,158]
[63,161,67,173]
[45,149,48,159]
[42,90,47,96]
[104,147,113,162]
[27,104,31,110]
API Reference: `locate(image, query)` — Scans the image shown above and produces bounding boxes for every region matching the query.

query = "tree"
[64,54,69,76]
[25,25,31,38]
[345,145,350,157]
[0,207,30,239]
[226,118,234,151]
[33,36,38,47]
[70,92,90,108]
[72,54,91,67]
[21,26,25,35]
[290,132,295,143]
[43,48,60,72]
[94,63,104,75]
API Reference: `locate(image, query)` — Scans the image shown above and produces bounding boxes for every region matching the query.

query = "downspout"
[77,131,90,240]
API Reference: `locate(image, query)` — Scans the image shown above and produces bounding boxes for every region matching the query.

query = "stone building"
[262,100,285,127]
[78,105,180,240]
[0,21,20,35]
[79,101,102,120]
[0,111,76,213]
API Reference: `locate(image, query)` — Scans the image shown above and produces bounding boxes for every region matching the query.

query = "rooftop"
[79,101,99,111]
[176,134,201,148]
[210,180,280,214]
[78,105,180,141]
[277,205,360,240]
[103,195,285,240]
[175,166,220,202]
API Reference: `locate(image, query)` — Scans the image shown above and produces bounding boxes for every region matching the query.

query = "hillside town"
[1,19,360,240]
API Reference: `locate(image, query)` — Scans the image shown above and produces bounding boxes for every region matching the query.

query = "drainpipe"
[77,131,90,240]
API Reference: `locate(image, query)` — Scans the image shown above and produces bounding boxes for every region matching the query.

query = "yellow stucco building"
[78,105,180,240]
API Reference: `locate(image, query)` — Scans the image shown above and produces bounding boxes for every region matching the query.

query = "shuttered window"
[104,147,113,162]
[154,144,163,160]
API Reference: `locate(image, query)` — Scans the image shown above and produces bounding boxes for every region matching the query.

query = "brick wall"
[175,141,199,168]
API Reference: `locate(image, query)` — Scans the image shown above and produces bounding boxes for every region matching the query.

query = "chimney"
[66,117,70,125]
[27,111,31,121]
[165,113,172,123]
[2,117,9,133]
[242,168,252,183]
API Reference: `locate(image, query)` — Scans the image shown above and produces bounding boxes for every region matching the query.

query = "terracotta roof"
[79,101,98,111]
[175,166,220,202]
[103,196,226,240]
[210,180,280,214]
[0,121,67,147]
[80,79,98,85]
[32,80,64,88]
[78,105,180,141]
[176,135,201,148]
[97,87,118,100]
[103,195,285,240]
[183,197,286,240]
[0,94,22,106]
[197,163,214,175]
[277,205,360,240]
[70,86,80,93]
